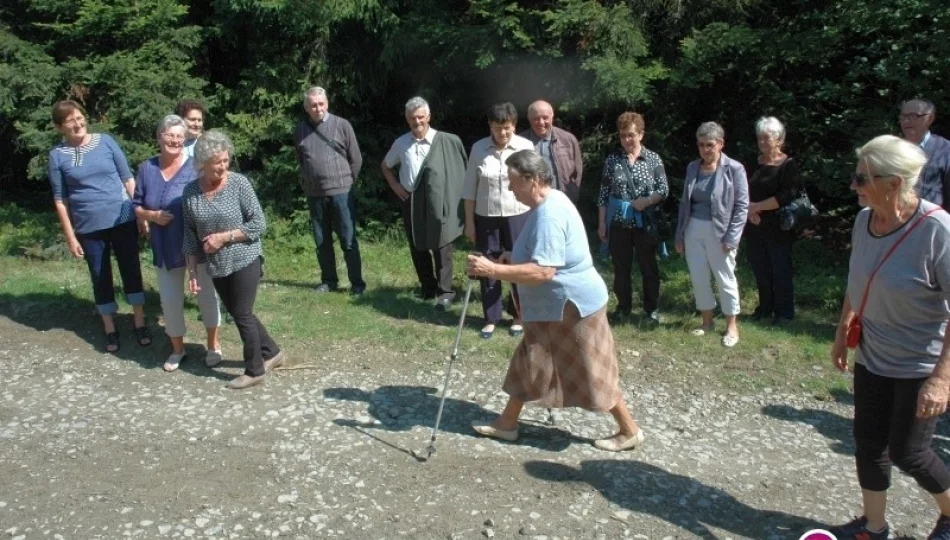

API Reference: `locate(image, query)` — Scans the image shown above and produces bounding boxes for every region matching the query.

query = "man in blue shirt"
[899,99,950,210]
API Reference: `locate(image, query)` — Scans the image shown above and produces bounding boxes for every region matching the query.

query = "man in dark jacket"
[899,98,950,210]
[381,97,467,309]
[521,100,583,203]
[294,86,366,294]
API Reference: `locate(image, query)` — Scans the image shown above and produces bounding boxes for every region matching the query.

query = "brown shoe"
[226,373,266,390]
[264,350,286,373]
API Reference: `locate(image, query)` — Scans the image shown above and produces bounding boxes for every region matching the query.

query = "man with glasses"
[899,99,950,209]
[381,97,468,309]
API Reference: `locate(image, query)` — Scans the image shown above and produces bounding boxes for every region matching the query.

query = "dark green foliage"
[2,0,948,224]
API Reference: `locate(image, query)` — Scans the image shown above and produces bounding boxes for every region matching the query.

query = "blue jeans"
[307,192,365,290]
[76,220,145,315]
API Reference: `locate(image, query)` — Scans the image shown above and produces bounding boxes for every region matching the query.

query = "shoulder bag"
[846,207,943,348]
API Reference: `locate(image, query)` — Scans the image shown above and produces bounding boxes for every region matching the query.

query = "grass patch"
[0,202,852,396]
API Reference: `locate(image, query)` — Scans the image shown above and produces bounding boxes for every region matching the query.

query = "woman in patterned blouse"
[597,112,669,325]
[182,130,284,390]
[133,115,222,373]
[47,100,150,354]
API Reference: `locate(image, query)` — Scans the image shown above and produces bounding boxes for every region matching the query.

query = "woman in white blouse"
[463,102,534,339]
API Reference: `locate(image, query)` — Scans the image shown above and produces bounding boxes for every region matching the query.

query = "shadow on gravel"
[524,459,826,538]
[760,404,854,455]
[0,290,231,381]
[325,385,581,454]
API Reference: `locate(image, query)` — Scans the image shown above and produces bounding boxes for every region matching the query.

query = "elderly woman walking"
[47,99,150,353]
[744,116,802,325]
[463,102,534,339]
[467,150,644,452]
[828,135,950,540]
[674,122,749,347]
[133,115,221,372]
[182,130,284,389]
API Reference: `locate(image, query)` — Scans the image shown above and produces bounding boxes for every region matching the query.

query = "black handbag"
[779,189,818,231]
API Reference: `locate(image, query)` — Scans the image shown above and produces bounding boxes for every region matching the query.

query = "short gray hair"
[303,86,327,103]
[755,116,785,143]
[505,149,552,187]
[156,114,186,140]
[405,97,429,115]
[856,134,927,206]
[194,129,235,168]
[696,121,725,142]
[902,98,936,116]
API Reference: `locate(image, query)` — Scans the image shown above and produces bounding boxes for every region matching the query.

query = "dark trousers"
[212,257,280,377]
[76,220,145,315]
[608,225,660,314]
[474,213,528,324]
[400,197,454,297]
[853,363,950,493]
[744,232,795,320]
[307,192,365,290]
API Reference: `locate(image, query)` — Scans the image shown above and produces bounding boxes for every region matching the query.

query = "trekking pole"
[414,278,476,462]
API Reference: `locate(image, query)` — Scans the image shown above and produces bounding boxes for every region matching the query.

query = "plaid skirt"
[502,302,621,413]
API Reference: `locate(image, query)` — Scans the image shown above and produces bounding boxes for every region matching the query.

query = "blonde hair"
[855,134,927,206]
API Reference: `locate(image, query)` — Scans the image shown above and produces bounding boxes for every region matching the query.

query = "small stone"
[483,529,495,538]
[484,518,495,527]
[529,512,540,520]
[277,494,297,503]
[195,518,209,528]
[158,525,172,535]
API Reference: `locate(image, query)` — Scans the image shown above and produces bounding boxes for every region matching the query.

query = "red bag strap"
[855,207,943,318]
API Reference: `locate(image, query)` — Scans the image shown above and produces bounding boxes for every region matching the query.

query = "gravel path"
[1,316,948,539]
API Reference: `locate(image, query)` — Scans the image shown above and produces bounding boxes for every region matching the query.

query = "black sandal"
[134,325,152,347]
[105,331,120,354]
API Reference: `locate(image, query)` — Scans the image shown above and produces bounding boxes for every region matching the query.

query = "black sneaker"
[350,285,366,296]
[609,309,630,323]
[930,514,950,540]
[828,516,889,540]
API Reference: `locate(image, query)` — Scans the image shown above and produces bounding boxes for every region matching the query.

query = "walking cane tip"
[410,447,433,462]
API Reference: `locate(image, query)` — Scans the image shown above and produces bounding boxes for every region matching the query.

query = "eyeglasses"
[852,173,889,186]
[898,112,931,122]
[62,119,84,129]
[161,134,186,142]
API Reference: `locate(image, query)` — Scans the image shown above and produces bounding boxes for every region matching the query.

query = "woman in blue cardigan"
[674,122,749,347]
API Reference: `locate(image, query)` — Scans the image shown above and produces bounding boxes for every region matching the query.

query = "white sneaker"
[163,352,186,372]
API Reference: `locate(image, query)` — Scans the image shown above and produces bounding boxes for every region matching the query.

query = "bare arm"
[831,296,854,372]
[53,200,83,258]
[381,161,409,201]
[467,253,555,286]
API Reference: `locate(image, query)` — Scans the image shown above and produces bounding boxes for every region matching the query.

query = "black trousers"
[743,230,795,320]
[212,257,280,377]
[474,213,527,323]
[608,225,660,314]
[400,197,454,297]
[853,363,950,493]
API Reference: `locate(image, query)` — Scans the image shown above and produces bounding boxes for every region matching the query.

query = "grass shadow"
[524,459,826,538]
[324,385,582,452]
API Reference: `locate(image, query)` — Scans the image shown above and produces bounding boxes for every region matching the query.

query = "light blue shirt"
[512,190,608,322]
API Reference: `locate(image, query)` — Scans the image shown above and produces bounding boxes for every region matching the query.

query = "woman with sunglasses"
[674,121,748,347]
[828,135,950,540]
[133,115,222,372]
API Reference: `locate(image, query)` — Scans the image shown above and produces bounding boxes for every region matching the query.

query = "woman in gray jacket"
[674,122,749,347]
